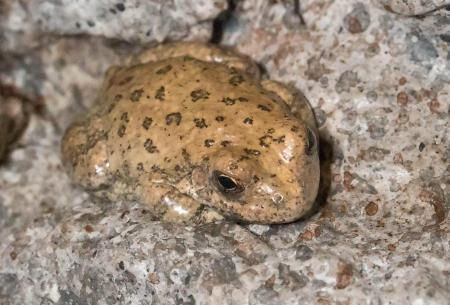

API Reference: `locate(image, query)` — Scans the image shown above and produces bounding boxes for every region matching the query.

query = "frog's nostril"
[305,127,316,156]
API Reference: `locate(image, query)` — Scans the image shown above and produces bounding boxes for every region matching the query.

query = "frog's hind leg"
[261,80,317,133]
[131,42,260,78]
[61,115,111,192]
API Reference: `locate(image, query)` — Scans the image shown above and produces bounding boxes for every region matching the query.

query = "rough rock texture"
[375,0,450,15]
[0,0,449,305]
[0,0,226,54]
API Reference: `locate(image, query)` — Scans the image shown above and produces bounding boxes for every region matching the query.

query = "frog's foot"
[261,80,317,132]
[131,41,260,79]
[136,181,223,225]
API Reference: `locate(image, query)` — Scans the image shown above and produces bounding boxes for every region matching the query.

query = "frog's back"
[101,57,297,178]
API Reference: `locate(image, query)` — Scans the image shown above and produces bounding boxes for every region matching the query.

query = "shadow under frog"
[61,42,322,225]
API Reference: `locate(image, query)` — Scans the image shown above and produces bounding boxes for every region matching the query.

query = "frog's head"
[199,123,320,224]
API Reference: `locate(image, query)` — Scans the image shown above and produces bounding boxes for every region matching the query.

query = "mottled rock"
[0,0,227,54]
[344,3,371,34]
[0,0,449,304]
[335,70,360,93]
[408,31,439,64]
[376,0,450,16]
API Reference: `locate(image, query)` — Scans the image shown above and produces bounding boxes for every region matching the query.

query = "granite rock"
[0,0,449,304]
[375,0,450,16]
[0,0,227,54]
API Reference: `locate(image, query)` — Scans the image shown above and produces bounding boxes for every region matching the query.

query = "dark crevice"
[210,0,237,44]
[294,0,306,26]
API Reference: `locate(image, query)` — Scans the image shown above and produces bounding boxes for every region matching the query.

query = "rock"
[408,31,439,64]
[335,70,360,94]
[0,0,227,54]
[343,3,371,34]
[247,224,270,235]
[0,0,449,304]
[375,0,450,16]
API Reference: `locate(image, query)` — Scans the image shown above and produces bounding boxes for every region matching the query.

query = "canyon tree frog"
[61,42,320,224]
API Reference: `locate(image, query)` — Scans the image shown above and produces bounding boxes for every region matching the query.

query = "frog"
[61,42,320,225]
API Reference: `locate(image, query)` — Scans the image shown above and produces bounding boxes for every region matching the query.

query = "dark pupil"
[217,175,238,191]
[212,170,244,195]
[305,128,316,156]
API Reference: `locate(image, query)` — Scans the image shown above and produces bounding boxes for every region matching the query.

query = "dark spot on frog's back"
[182,148,191,163]
[117,124,126,137]
[155,86,165,101]
[137,162,144,171]
[216,116,225,122]
[118,75,133,86]
[275,135,285,143]
[228,162,239,170]
[130,89,144,102]
[114,94,123,102]
[191,89,210,102]
[106,94,123,113]
[193,118,208,128]
[120,112,129,122]
[229,74,244,86]
[221,140,231,147]
[151,164,161,173]
[243,117,253,125]
[244,148,261,156]
[142,117,153,130]
[166,112,182,126]
[156,64,172,75]
[259,135,272,147]
[257,104,272,112]
[221,97,235,106]
[204,139,215,147]
[144,139,158,153]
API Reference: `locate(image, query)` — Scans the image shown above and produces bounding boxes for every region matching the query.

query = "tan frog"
[61,42,320,224]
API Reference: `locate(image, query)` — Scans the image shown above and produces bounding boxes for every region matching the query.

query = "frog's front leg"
[135,180,223,224]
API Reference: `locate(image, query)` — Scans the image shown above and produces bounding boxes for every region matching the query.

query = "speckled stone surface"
[0,0,226,54]
[0,1,449,305]
[375,0,450,15]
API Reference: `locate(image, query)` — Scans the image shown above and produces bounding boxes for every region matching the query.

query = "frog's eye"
[305,127,317,156]
[213,170,244,195]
